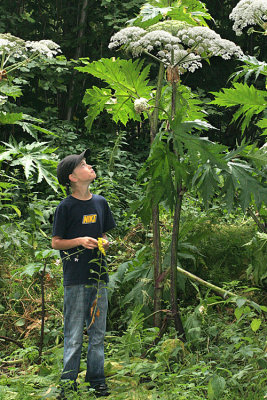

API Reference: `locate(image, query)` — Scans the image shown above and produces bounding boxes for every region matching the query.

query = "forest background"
[0,0,266,399]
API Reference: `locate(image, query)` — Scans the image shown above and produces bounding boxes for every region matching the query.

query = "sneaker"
[93,383,110,397]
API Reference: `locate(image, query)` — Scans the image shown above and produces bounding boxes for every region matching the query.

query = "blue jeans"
[61,283,108,387]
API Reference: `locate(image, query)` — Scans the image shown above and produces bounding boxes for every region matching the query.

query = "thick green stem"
[170,74,185,338]
[170,187,185,338]
[150,62,165,328]
[1,50,6,70]
[150,62,165,144]
[38,263,46,362]
[177,266,263,311]
[177,266,236,298]
[247,207,266,233]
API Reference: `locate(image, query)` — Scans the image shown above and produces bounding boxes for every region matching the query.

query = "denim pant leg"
[85,283,108,387]
[61,285,86,381]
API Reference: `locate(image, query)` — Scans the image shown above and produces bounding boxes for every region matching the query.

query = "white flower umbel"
[129,30,181,58]
[0,95,8,105]
[159,49,202,73]
[134,97,150,113]
[109,24,243,73]
[0,33,61,75]
[0,33,25,61]
[109,27,146,50]
[177,26,243,59]
[25,39,61,58]
[229,0,267,35]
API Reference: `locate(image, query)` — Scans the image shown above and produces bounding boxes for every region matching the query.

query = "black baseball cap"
[57,149,91,186]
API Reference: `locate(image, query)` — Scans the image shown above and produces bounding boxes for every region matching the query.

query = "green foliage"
[135,118,267,223]
[76,58,153,130]
[229,55,267,83]
[1,200,266,399]
[101,0,144,29]
[0,138,58,190]
[244,232,267,287]
[210,82,267,134]
[129,0,213,29]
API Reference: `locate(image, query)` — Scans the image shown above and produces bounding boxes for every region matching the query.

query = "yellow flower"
[98,237,107,256]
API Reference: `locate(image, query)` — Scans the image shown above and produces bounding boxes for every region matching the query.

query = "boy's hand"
[79,236,98,249]
[102,238,109,250]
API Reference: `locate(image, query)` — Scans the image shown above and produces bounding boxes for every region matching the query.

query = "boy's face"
[70,159,96,184]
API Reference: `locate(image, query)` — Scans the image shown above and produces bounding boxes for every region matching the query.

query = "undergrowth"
[0,208,266,399]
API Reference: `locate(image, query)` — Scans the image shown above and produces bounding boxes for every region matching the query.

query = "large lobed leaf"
[0,139,58,190]
[210,82,267,133]
[129,0,212,29]
[76,58,154,130]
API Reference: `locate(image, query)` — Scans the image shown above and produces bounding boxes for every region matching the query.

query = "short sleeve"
[103,200,116,233]
[52,203,68,238]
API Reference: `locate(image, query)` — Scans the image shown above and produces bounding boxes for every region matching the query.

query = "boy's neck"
[71,184,92,201]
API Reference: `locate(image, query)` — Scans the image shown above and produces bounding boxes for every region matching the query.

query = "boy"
[52,149,116,398]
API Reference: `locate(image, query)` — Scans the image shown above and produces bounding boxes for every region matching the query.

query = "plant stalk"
[169,73,185,339]
[170,186,185,338]
[176,266,237,298]
[150,62,165,328]
[38,263,46,361]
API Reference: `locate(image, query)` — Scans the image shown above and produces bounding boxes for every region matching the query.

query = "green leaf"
[0,204,21,217]
[27,124,59,137]
[234,307,244,320]
[129,0,212,28]
[15,318,26,327]
[0,112,24,124]
[250,318,262,332]
[192,163,220,207]
[221,159,267,211]
[256,118,267,136]
[0,83,22,98]
[208,375,226,400]
[230,56,267,83]
[76,58,154,130]
[236,297,247,308]
[83,87,113,131]
[210,83,267,133]
[1,138,58,190]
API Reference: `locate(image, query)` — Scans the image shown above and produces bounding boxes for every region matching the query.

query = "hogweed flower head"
[159,49,202,73]
[229,0,267,35]
[177,26,243,59]
[0,95,7,105]
[25,39,61,58]
[0,33,61,75]
[109,23,243,73]
[0,33,25,60]
[134,97,150,113]
[129,30,181,57]
[109,27,146,50]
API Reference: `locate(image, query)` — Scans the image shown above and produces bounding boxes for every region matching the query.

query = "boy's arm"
[52,236,98,250]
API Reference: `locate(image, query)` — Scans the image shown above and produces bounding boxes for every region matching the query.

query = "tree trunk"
[66,0,89,121]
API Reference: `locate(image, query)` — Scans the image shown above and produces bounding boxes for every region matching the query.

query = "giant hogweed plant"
[0,33,61,197]
[76,0,267,335]
[0,33,62,234]
[0,33,62,135]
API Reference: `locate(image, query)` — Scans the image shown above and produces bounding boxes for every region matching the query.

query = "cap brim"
[75,149,91,168]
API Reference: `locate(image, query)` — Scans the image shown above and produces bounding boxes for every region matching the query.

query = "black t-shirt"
[52,194,116,286]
